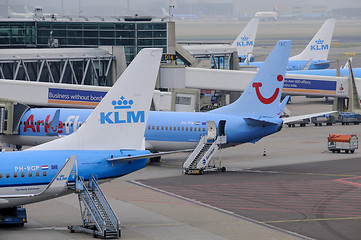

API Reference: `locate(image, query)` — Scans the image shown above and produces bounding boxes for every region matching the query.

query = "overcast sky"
[2,0,361,17]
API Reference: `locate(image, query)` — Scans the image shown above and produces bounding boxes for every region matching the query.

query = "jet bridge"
[159,66,357,99]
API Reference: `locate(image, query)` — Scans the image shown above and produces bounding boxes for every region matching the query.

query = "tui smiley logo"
[252,75,283,104]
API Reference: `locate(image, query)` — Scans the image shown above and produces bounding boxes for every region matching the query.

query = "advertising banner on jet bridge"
[48,88,107,107]
[282,75,349,97]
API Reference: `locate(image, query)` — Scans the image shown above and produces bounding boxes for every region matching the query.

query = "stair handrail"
[183,134,208,169]
[90,175,120,232]
[196,136,220,169]
[77,177,106,232]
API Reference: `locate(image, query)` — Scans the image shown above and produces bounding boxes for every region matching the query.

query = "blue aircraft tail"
[210,40,291,118]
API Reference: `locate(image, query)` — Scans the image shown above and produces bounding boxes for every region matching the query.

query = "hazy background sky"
[1,0,361,18]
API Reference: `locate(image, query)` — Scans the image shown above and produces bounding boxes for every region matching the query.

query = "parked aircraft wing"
[106,150,193,162]
[0,156,76,198]
[283,111,337,124]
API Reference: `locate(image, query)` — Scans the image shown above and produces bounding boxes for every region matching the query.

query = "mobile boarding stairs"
[68,175,121,239]
[183,134,227,175]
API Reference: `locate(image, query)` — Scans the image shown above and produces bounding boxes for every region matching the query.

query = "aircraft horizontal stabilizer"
[244,117,279,126]
[106,149,193,162]
[283,111,337,124]
[313,60,332,66]
[0,156,77,198]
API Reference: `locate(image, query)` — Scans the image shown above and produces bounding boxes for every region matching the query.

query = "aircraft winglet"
[0,156,76,198]
[46,109,60,136]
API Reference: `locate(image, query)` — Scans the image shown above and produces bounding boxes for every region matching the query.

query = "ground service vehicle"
[328,134,358,153]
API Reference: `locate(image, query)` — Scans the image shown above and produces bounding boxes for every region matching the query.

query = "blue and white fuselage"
[241,60,331,71]
[13,109,283,151]
[0,150,149,208]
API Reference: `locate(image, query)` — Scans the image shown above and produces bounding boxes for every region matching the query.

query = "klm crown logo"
[240,36,249,41]
[315,39,324,45]
[112,96,134,109]
[100,96,144,125]
[311,38,328,51]
[236,36,253,47]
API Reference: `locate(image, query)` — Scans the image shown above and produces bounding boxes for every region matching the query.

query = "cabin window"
[6,173,10,178]
[182,127,184,131]
[152,126,155,130]
[198,127,201,131]
[178,127,180,131]
[66,123,69,127]
[36,171,40,177]
[21,172,25,178]
[20,121,22,125]
[148,126,151,130]
[202,128,205,131]
[186,127,188,131]
[161,126,164,130]
[13,173,18,178]
[0,173,2,179]
[43,171,47,177]
[165,126,168,130]
[169,126,172,130]
[78,122,82,127]
[157,126,159,130]
[70,123,73,127]
[28,172,32,177]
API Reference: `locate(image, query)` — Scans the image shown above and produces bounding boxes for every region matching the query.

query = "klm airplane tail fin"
[231,18,259,57]
[29,48,163,151]
[289,19,335,61]
[210,40,291,118]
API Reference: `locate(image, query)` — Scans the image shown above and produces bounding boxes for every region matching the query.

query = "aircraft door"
[206,121,217,141]
[218,120,226,136]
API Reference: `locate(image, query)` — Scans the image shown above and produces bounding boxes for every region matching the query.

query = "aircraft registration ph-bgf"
[0,49,166,220]
[240,19,336,71]
[0,40,333,156]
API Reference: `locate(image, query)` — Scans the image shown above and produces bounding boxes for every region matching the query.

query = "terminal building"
[0,16,173,65]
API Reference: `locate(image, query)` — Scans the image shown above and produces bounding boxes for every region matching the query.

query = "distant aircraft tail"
[231,18,259,57]
[210,40,291,118]
[289,19,335,61]
[29,48,163,151]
